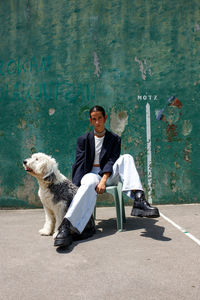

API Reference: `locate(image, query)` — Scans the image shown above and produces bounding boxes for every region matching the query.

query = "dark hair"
[89,105,106,117]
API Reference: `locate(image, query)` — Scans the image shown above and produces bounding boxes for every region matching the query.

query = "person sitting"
[54,105,159,248]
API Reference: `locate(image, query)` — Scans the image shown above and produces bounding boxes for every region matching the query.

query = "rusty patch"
[156,97,183,142]
[166,124,178,142]
[170,98,182,109]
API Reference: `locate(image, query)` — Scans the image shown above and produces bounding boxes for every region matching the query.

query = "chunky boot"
[131,190,160,218]
[54,218,73,247]
[72,215,96,241]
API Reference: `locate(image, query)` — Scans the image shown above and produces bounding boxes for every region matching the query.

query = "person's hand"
[96,181,106,194]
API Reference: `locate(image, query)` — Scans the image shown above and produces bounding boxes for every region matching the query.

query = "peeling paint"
[156,96,182,121]
[166,124,178,142]
[194,23,200,31]
[174,161,181,169]
[135,57,152,80]
[171,98,182,109]
[25,136,36,149]
[128,136,133,144]
[135,151,145,170]
[156,97,183,141]
[25,0,31,20]
[170,172,178,193]
[110,108,128,136]
[193,80,200,86]
[182,120,192,136]
[134,137,142,147]
[16,176,40,206]
[154,145,161,153]
[93,52,101,78]
[49,108,55,116]
[165,107,180,125]
[17,119,27,129]
[184,143,192,163]
[171,181,177,192]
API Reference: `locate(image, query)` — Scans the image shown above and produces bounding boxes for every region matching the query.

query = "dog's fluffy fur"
[23,153,78,238]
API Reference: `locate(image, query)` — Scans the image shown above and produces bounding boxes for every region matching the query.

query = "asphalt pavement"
[0,204,200,300]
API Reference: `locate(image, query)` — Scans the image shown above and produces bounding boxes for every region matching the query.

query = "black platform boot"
[72,215,96,241]
[54,218,73,247]
[131,190,160,218]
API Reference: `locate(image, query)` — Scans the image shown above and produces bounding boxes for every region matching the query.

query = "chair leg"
[108,188,123,232]
[117,182,126,224]
[120,195,126,224]
[122,198,126,224]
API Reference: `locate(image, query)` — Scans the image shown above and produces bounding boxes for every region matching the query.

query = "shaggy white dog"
[23,153,78,238]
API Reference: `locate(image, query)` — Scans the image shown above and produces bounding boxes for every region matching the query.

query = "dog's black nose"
[23,160,27,165]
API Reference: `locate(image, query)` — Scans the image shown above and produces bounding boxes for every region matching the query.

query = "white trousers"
[65,154,143,233]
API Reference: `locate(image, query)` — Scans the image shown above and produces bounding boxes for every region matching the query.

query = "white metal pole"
[146,103,152,204]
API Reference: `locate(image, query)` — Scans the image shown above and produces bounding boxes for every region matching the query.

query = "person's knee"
[121,154,133,161]
[81,173,100,187]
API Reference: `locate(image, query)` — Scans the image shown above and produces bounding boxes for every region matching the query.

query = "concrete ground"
[0,204,200,300]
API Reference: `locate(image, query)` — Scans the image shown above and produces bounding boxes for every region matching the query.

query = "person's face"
[90,111,107,133]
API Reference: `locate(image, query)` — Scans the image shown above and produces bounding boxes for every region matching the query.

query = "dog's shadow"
[56,216,171,253]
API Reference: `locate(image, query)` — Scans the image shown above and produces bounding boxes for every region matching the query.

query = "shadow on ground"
[56,217,171,254]
[96,217,171,241]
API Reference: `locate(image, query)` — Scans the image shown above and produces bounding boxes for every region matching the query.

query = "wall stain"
[134,137,143,147]
[110,108,128,136]
[16,176,40,206]
[17,119,27,129]
[93,52,101,78]
[166,124,178,142]
[49,108,55,116]
[156,96,183,142]
[174,161,181,169]
[25,0,31,20]
[135,57,152,80]
[182,120,192,136]
[25,136,36,149]
[0,178,2,196]
[170,171,178,193]
[183,142,192,163]
[194,23,200,31]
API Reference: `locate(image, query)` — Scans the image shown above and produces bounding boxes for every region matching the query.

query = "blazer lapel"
[88,130,95,162]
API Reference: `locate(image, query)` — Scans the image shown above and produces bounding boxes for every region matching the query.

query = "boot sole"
[54,236,73,247]
[72,229,96,241]
[131,208,160,218]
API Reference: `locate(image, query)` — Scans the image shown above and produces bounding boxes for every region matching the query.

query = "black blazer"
[72,129,121,187]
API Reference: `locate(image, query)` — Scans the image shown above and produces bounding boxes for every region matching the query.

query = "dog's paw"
[53,230,59,239]
[39,228,52,236]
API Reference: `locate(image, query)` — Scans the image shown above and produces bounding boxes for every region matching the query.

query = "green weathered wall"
[0,0,199,207]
